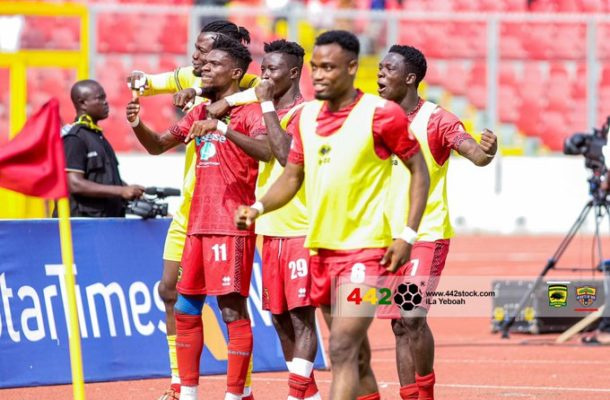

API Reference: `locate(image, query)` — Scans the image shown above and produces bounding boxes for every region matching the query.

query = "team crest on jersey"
[575,286,597,307]
[318,144,331,165]
[199,142,216,161]
[196,131,226,166]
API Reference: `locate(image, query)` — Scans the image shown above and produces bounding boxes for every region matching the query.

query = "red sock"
[357,393,381,400]
[175,314,203,386]
[288,372,311,399]
[170,383,181,393]
[416,371,435,400]
[303,370,319,398]
[399,383,419,399]
[226,319,253,395]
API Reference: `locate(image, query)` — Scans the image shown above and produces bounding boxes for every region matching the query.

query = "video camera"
[563,117,610,172]
[563,117,610,200]
[126,187,180,219]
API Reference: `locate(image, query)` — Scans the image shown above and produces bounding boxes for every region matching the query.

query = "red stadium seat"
[529,0,558,12]
[572,62,587,100]
[499,86,520,123]
[549,23,586,60]
[423,61,443,86]
[579,0,605,12]
[441,61,467,95]
[538,111,568,151]
[466,62,487,108]
[556,0,581,11]
[160,15,188,54]
[597,23,610,59]
[501,0,527,11]
[159,56,186,72]
[521,23,554,59]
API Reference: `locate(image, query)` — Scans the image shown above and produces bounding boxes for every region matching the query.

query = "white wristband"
[250,201,264,215]
[194,86,203,96]
[216,120,228,135]
[398,226,417,245]
[130,116,140,128]
[261,101,275,114]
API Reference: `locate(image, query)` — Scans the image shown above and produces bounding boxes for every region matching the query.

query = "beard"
[201,86,217,98]
[314,92,332,100]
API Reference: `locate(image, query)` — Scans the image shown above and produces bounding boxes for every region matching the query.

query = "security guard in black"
[62,80,144,217]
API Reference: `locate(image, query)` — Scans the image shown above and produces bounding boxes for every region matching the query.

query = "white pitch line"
[437,383,610,393]
[372,358,610,365]
[201,375,610,393]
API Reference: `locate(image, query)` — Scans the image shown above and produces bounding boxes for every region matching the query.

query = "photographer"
[61,80,144,217]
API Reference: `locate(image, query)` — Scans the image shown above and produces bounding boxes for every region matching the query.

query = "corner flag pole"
[57,197,86,400]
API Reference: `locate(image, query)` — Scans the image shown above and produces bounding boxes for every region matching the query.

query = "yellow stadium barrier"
[0,1,89,218]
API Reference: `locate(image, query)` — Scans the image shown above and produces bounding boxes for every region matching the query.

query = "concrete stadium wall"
[117,154,598,235]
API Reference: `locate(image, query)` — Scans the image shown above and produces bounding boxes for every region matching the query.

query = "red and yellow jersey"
[142,66,259,229]
[169,103,263,236]
[386,99,472,241]
[255,98,308,237]
[288,92,420,250]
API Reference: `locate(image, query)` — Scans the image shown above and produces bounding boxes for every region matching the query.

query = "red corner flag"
[0,99,68,199]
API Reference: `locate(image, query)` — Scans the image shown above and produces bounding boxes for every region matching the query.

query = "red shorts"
[262,236,313,314]
[310,248,390,307]
[377,239,450,318]
[177,234,256,296]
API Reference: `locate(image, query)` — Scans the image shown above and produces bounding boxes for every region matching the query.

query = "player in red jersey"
[126,36,270,400]
[207,38,321,400]
[236,31,430,400]
[376,45,497,400]
[254,40,321,400]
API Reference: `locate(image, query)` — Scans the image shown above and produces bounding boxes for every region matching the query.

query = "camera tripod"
[500,178,610,338]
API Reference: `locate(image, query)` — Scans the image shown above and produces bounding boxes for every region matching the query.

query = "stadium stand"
[4,0,610,151]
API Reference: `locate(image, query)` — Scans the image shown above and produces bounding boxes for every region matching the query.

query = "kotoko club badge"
[547,283,568,308]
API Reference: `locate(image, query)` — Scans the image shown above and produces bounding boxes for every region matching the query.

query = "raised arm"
[126,98,182,155]
[256,80,293,166]
[457,129,497,166]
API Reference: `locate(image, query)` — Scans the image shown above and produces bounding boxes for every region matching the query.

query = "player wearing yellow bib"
[126,20,258,400]
[254,41,321,400]
[236,31,430,400]
[377,45,497,400]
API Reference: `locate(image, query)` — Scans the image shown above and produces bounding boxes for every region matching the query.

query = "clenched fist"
[235,205,259,230]
[126,98,140,124]
[479,129,497,156]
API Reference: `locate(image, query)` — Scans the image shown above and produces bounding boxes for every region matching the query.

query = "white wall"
[117,153,600,234]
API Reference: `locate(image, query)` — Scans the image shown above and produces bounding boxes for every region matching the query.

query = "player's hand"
[126,98,140,124]
[207,98,232,119]
[126,71,148,94]
[479,128,497,156]
[255,79,275,102]
[121,185,145,200]
[380,239,412,273]
[185,119,220,143]
[235,205,259,229]
[173,88,197,111]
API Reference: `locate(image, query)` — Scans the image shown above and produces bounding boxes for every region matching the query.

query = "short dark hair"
[211,34,252,75]
[388,44,427,86]
[202,20,251,45]
[264,39,305,70]
[314,30,360,57]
